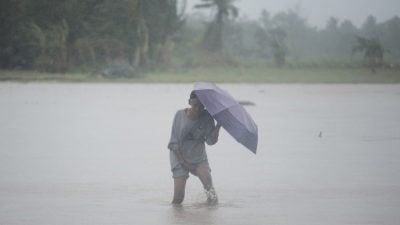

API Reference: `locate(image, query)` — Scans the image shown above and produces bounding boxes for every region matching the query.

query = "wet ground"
[1,83,399,225]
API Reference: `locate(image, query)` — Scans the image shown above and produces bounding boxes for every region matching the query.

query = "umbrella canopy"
[194,81,258,154]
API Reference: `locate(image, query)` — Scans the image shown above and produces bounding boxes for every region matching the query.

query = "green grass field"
[1,66,400,83]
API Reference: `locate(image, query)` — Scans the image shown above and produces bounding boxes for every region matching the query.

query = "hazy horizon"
[185,0,400,28]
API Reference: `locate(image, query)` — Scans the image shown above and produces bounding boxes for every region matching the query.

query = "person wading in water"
[168,91,221,205]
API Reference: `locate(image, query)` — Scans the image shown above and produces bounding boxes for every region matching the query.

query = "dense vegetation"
[1,0,399,75]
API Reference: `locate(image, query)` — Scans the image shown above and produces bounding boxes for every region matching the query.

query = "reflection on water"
[168,203,220,225]
[1,83,400,225]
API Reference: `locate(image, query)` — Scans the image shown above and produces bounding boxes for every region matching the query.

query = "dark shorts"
[172,160,211,179]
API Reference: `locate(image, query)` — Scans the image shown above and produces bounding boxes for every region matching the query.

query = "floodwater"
[0,83,399,225]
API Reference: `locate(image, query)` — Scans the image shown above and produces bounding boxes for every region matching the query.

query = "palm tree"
[195,0,238,52]
[352,35,384,73]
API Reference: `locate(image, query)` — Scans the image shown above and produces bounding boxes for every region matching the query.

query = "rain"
[1,1,400,225]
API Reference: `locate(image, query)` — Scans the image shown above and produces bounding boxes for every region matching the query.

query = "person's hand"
[180,161,191,171]
[212,123,221,138]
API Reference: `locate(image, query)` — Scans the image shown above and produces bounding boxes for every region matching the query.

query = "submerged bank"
[1,67,400,83]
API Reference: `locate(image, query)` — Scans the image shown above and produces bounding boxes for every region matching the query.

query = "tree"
[380,16,400,59]
[326,17,339,32]
[194,0,238,52]
[269,27,287,67]
[255,10,288,66]
[338,20,358,57]
[0,0,186,71]
[269,8,317,61]
[143,0,186,65]
[0,0,75,71]
[339,20,358,34]
[362,15,379,38]
[254,10,272,58]
[352,35,384,73]
[0,0,29,68]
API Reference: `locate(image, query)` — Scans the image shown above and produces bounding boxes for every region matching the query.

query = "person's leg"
[172,177,187,204]
[196,163,218,204]
[195,163,213,191]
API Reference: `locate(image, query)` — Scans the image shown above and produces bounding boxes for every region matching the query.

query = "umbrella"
[194,81,258,154]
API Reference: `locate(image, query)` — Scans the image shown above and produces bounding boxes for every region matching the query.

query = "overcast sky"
[186,0,400,28]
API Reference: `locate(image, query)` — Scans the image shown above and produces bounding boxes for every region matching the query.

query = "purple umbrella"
[194,81,258,154]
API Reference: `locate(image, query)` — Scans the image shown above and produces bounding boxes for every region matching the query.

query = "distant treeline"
[1,0,399,73]
[0,0,184,73]
[217,10,400,66]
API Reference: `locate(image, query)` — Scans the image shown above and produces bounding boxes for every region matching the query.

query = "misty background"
[0,0,399,74]
[186,0,400,28]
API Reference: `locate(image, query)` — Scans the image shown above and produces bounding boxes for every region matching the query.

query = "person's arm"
[206,122,221,145]
[168,111,180,151]
[168,111,190,170]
